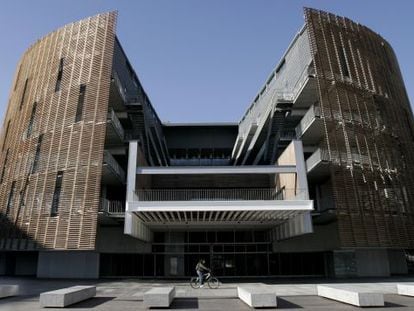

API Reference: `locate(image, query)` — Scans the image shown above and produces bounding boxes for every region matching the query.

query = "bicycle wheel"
[190,277,200,289]
[207,277,219,289]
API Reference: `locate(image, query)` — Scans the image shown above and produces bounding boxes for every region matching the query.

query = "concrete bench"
[143,287,175,308]
[397,284,414,296]
[237,286,277,308]
[0,285,19,298]
[317,285,384,307]
[39,285,96,308]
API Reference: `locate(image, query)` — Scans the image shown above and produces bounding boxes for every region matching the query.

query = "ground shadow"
[277,297,303,309]
[383,301,406,308]
[70,297,115,308]
[161,298,199,310]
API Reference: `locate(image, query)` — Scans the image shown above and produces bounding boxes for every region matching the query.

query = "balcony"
[170,158,231,166]
[102,150,126,184]
[306,148,330,179]
[306,147,378,179]
[99,198,125,218]
[127,187,311,230]
[292,65,318,108]
[295,105,324,144]
[109,71,144,109]
[124,140,313,242]
[105,109,125,145]
[135,188,305,201]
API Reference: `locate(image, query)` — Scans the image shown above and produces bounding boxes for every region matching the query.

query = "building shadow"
[0,212,43,277]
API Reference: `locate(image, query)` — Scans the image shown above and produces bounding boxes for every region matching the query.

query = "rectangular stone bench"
[237,286,277,308]
[143,287,175,308]
[39,285,96,308]
[317,285,384,307]
[0,285,19,298]
[397,284,414,296]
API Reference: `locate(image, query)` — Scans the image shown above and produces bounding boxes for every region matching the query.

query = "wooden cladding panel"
[305,8,414,248]
[0,12,117,250]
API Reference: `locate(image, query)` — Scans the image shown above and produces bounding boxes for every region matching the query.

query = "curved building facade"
[0,8,413,278]
[304,7,414,248]
[0,12,117,250]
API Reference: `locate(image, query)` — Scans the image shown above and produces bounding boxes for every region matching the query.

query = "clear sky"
[0,0,413,123]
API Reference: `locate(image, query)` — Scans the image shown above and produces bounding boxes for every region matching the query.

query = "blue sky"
[0,0,413,123]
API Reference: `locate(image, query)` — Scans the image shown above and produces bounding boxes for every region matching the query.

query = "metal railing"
[112,71,142,105]
[135,188,306,202]
[99,198,125,214]
[306,148,379,170]
[279,130,297,141]
[107,108,125,140]
[103,150,126,183]
[170,158,231,166]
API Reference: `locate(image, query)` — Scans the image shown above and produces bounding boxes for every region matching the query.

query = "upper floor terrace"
[123,140,313,242]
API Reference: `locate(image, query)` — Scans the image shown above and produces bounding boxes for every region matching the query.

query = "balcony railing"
[112,71,142,105]
[135,188,306,202]
[306,148,382,171]
[107,108,125,141]
[170,158,231,166]
[279,130,297,141]
[103,150,126,183]
[99,198,125,215]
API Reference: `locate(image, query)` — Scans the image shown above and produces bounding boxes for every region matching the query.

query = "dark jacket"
[196,261,209,272]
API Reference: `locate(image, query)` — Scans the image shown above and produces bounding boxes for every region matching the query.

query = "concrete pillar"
[37,251,99,279]
[124,140,153,242]
[332,249,392,277]
[355,249,390,277]
[0,253,5,275]
[332,250,357,277]
[388,249,408,275]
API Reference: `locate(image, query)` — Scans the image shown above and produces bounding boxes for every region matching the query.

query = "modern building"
[1,8,413,279]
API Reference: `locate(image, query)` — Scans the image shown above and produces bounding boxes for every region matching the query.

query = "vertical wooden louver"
[0,12,117,250]
[304,8,414,248]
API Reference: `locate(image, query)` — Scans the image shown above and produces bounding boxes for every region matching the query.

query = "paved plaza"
[2,277,414,310]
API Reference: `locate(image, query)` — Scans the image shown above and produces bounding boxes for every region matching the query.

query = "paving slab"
[2,277,414,310]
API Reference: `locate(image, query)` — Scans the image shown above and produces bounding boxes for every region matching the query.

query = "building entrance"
[100,230,326,277]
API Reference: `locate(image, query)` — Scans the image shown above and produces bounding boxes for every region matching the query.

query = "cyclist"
[195,259,210,287]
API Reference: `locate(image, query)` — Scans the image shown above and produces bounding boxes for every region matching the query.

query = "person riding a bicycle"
[195,259,210,287]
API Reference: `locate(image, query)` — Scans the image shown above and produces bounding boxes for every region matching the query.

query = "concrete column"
[124,140,153,242]
[0,253,5,275]
[37,251,99,279]
[355,249,390,277]
[293,140,309,200]
[332,249,392,277]
[388,249,408,275]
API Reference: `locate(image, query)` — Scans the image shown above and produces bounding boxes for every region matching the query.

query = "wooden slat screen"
[0,12,117,250]
[304,8,414,248]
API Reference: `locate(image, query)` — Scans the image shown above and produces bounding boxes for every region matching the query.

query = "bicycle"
[190,272,220,289]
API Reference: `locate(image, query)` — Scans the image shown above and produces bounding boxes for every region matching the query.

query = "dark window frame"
[20,78,29,110]
[51,171,64,216]
[0,148,10,183]
[339,47,350,78]
[2,120,11,151]
[5,181,16,217]
[55,58,64,92]
[31,134,43,174]
[26,102,37,138]
[75,84,86,122]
